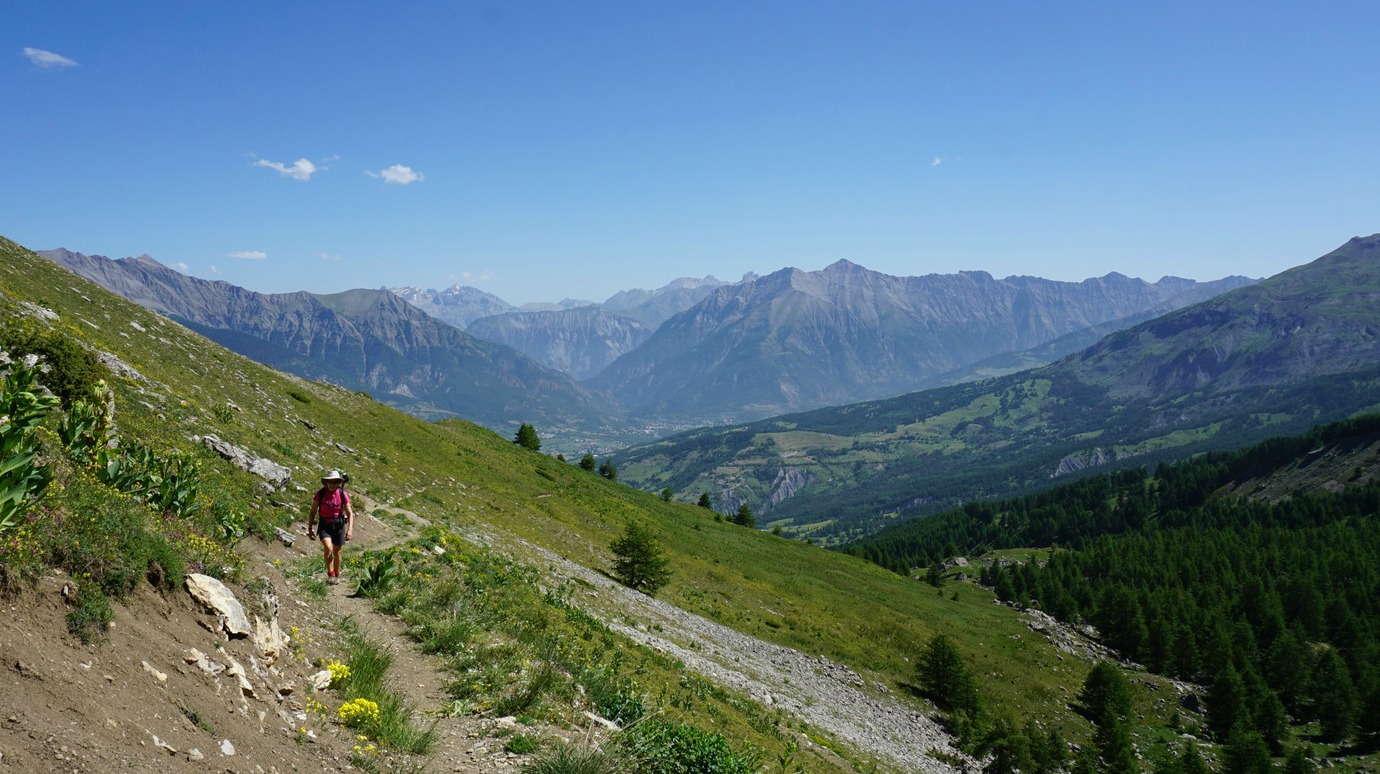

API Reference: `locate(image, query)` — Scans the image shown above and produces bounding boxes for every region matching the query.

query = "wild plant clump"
[0,349,245,642]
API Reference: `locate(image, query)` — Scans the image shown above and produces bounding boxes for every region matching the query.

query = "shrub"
[523,743,621,774]
[505,732,541,755]
[616,717,758,774]
[0,353,60,535]
[66,580,114,644]
[580,665,645,725]
[0,321,107,407]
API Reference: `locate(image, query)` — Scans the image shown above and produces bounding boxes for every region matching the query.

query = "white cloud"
[367,164,424,186]
[932,157,943,167]
[449,270,497,284]
[254,157,319,181]
[318,252,342,262]
[226,250,267,260]
[23,47,78,69]
[210,266,222,276]
[171,262,190,272]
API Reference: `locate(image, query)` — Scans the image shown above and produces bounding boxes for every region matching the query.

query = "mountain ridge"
[614,235,1380,541]
[38,248,620,441]
[588,261,1257,424]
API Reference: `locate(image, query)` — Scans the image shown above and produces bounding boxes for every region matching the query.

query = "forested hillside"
[848,413,1380,763]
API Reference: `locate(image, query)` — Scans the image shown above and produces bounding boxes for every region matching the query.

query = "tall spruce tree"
[918,633,981,716]
[513,422,541,451]
[609,521,671,596]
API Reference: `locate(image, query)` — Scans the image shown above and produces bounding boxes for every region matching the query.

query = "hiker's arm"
[307,499,318,536]
[344,498,354,539]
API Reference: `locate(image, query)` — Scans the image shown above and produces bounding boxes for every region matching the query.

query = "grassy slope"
[2,236,1093,763]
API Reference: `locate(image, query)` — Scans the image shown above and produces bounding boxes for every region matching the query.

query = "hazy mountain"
[389,284,513,329]
[517,298,598,313]
[615,236,1380,540]
[602,275,730,328]
[466,306,654,381]
[40,249,619,438]
[589,260,1257,426]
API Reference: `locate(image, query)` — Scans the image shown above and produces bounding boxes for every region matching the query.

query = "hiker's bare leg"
[330,545,343,576]
[321,537,334,574]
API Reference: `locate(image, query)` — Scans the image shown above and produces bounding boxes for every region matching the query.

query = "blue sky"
[5,2,1378,305]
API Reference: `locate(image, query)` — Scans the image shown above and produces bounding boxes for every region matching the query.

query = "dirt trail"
[0,491,961,773]
[287,494,548,772]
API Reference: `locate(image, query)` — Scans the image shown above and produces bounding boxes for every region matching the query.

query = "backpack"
[315,487,350,522]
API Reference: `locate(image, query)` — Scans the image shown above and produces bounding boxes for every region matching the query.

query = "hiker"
[307,469,354,584]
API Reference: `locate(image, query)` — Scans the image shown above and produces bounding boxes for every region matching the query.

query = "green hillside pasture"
[1,238,1096,764]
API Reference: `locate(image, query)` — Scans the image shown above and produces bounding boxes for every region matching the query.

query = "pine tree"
[918,633,981,716]
[1312,648,1358,742]
[578,454,597,471]
[598,460,618,481]
[1079,660,1134,725]
[1093,717,1137,774]
[926,562,945,588]
[979,716,1031,774]
[1179,745,1211,774]
[1207,665,1246,741]
[1283,747,1315,774]
[1222,726,1271,774]
[659,487,673,502]
[513,422,541,451]
[697,492,712,509]
[734,503,755,528]
[609,521,672,595]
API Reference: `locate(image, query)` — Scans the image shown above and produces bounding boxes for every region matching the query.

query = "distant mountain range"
[39,249,622,440]
[613,236,1380,541]
[40,247,1259,453]
[389,276,728,385]
[587,260,1257,425]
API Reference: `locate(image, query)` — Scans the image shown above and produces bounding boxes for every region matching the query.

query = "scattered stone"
[308,670,332,691]
[225,658,256,698]
[199,434,292,489]
[185,648,227,676]
[187,748,204,761]
[141,661,168,684]
[219,739,235,757]
[253,617,290,664]
[185,574,252,637]
[272,527,297,547]
[151,735,178,755]
[582,711,619,731]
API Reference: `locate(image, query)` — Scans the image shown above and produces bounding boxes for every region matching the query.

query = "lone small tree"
[1078,660,1133,726]
[598,460,618,481]
[513,423,541,451]
[918,633,981,716]
[659,487,673,502]
[578,453,597,472]
[610,521,671,596]
[733,503,755,528]
[697,492,713,509]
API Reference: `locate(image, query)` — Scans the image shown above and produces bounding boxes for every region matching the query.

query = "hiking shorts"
[317,520,347,547]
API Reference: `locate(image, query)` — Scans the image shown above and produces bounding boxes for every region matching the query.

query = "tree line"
[849,413,1380,765]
